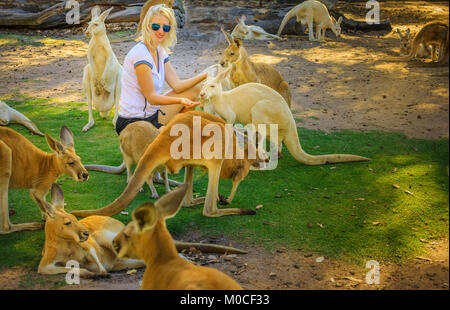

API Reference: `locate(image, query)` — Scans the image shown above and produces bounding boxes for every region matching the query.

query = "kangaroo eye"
[64,222,71,226]
[230,52,235,56]
[210,85,215,88]
[68,162,75,166]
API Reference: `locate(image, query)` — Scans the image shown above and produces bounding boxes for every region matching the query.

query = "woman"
[116,4,207,135]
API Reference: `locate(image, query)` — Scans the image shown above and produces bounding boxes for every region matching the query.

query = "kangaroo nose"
[80,230,90,241]
[81,172,89,181]
[220,62,225,67]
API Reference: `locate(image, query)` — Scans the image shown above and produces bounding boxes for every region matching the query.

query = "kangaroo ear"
[46,133,64,153]
[91,5,101,19]
[99,7,113,22]
[241,15,246,23]
[220,26,232,44]
[214,65,231,83]
[51,183,65,211]
[337,16,343,25]
[154,184,188,219]
[234,37,242,47]
[132,203,158,232]
[60,126,74,148]
[406,28,410,37]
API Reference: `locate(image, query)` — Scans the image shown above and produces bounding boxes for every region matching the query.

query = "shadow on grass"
[0,99,448,271]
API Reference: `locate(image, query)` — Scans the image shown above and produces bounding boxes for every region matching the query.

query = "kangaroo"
[0,126,88,234]
[85,121,180,199]
[277,0,343,41]
[199,67,370,165]
[110,0,174,43]
[231,15,285,41]
[71,111,264,218]
[82,6,123,132]
[0,100,44,136]
[395,28,431,58]
[220,28,292,108]
[112,185,243,290]
[38,184,145,277]
[388,22,449,64]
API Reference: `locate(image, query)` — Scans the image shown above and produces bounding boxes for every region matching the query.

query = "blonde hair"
[141,4,177,53]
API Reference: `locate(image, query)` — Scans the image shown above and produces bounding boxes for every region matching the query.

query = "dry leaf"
[120,211,129,216]
[317,223,325,228]
[330,166,336,170]
[313,145,320,149]
[404,190,414,195]
[343,276,363,283]
[372,222,386,226]
[355,198,365,201]
[393,167,398,173]
[316,256,325,263]
[420,239,428,243]
[415,256,432,262]
[127,269,137,275]
[256,204,263,209]
[392,184,400,189]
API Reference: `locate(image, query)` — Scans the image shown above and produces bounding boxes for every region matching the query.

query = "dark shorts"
[115,111,163,135]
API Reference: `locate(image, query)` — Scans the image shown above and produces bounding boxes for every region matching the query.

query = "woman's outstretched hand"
[180,98,201,108]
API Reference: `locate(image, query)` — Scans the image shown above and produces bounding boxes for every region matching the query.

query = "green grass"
[0,34,84,47]
[0,95,448,276]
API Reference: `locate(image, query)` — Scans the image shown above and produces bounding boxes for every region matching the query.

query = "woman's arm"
[135,63,184,106]
[165,61,208,94]
[136,64,200,108]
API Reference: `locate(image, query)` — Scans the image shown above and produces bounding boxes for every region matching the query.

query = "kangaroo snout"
[80,230,90,242]
[79,171,89,182]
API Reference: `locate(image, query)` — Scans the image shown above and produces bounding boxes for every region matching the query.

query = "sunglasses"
[151,23,171,33]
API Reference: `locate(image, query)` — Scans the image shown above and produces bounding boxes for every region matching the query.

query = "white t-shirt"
[119,42,170,119]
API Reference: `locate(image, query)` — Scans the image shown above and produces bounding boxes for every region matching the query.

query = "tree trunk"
[0,0,185,29]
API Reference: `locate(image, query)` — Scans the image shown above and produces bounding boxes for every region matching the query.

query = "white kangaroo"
[277,0,342,41]
[82,6,122,132]
[199,67,369,165]
[0,100,43,136]
[231,15,285,41]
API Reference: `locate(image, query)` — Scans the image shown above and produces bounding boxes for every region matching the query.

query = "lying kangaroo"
[231,15,285,41]
[199,67,369,165]
[0,100,44,136]
[388,22,449,64]
[277,0,342,41]
[82,6,122,132]
[395,28,431,58]
[113,185,243,290]
[0,126,88,234]
[220,28,292,108]
[71,111,264,218]
[110,0,174,43]
[85,121,180,199]
[39,184,145,277]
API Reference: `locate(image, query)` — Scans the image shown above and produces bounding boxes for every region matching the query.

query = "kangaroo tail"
[284,122,370,165]
[277,7,297,36]
[85,162,126,174]
[174,241,247,254]
[71,150,163,218]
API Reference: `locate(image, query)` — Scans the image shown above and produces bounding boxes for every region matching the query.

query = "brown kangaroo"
[0,126,88,234]
[112,185,243,290]
[71,111,264,218]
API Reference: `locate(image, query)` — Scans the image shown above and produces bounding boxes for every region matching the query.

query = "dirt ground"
[0,1,448,290]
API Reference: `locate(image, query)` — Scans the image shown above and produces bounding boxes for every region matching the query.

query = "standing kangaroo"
[0,126,88,234]
[82,6,122,132]
[71,111,264,218]
[220,28,292,108]
[0,100,44,136]
[112,185,243,290]
[277,0,342,41]
[199,67,369,164]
